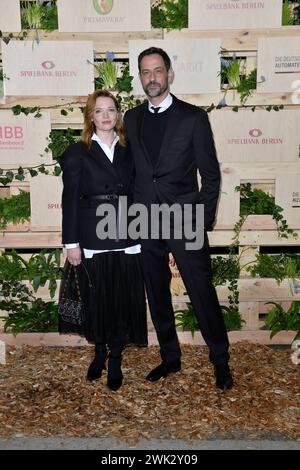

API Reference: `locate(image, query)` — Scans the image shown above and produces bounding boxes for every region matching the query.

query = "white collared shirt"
[91,132,119,163]
[148,93,173,114]
[65,134,141,257]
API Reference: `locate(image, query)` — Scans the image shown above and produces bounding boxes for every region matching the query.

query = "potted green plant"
[0,280,58,335]
[151,0,188,30]
[264,301,300,341]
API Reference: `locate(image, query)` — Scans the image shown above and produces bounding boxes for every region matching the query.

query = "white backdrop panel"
[210,108,300,162]
[129,38,221,95]
[1,40,94,96]
[0,111,52,166]
[189,0,282,30]
[57,0,151,32]
[257,37,300,93]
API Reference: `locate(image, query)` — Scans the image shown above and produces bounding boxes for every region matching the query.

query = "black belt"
[81,194,119,201]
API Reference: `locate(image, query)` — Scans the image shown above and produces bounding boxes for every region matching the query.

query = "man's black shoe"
[146,360,181,382]
[214,363,233,391]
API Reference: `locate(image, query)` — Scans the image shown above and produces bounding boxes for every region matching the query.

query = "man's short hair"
[138,47,171,72]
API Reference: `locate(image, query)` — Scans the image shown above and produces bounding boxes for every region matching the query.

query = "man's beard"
[143,79,169,98]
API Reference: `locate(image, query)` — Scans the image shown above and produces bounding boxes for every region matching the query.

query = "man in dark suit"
[124,47,233,390]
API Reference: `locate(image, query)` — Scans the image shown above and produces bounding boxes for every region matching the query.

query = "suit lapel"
[137,102,153,166]
[88,140,118,175]
[112,142,128,184]
[155,97,180,169]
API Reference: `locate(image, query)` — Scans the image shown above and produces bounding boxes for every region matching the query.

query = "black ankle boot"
[107,353,123,391]
[86,346,108,382]
[214,362,233,391]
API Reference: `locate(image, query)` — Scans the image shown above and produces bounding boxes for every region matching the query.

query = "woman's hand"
[169,253,176,268]
[67,247,81,266]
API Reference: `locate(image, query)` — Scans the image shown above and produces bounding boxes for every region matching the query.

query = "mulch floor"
[0,341,299,445]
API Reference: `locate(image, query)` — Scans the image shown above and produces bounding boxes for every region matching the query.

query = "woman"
[59,89,147,391]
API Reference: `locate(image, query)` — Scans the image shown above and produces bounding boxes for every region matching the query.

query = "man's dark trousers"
[141,235,229,366]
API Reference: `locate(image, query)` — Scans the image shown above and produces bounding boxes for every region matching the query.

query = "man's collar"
[148,93,173,113]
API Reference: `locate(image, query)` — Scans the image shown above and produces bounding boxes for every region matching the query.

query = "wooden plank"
[1,95,88,109]
[239,301,260,330]
[175,278,300,303]
[0,232,63,248]
[239,245,259,277]
[2,91,296,110]
[0,30,163,55]
[0,330,297,346]
[179,91,297,106]
[241,215,277,231]
[213,230,300,246]
[215,162,240,227]
[30,226,61,232]
[0,229,299,249]
[1,223,30,232]
[21,276,300,305]
[220,163,300,180]
[164,27,300,51]
[8,182,30,195]
[1,28,299,54]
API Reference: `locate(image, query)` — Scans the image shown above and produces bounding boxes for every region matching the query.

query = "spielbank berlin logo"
[93,0,113,15]
[41,61,55,70]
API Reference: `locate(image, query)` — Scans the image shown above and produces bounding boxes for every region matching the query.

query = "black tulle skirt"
[58,251,148,347]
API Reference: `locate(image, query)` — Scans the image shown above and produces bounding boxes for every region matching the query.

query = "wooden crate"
[1,28,299,125]
[165,27,300,52]
[1,243,298,332]
[216,162,300,230]
[0,24,299,341]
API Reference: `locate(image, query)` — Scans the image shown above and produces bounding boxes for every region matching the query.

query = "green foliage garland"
[0,190,30,229]
[151,0,188,30]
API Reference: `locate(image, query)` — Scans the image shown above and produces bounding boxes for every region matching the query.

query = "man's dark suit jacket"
[124,95,220,231]
[59,140,136,250]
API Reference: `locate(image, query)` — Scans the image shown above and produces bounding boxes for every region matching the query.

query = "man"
[124,47,233,391]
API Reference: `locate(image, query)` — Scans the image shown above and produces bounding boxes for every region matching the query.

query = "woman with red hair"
[59,90,147,391]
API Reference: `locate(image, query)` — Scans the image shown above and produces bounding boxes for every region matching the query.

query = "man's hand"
[67,247,81,266]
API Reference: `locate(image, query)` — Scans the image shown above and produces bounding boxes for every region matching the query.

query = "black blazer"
[124,95,220,231]
[59,140,136,250]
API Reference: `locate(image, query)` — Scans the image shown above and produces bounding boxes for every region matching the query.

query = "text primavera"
[83,16,125,23]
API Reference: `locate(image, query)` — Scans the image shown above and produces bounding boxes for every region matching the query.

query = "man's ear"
[168,67,174,85]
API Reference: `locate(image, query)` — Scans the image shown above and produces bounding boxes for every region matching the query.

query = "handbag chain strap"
[61,263,82,301]
[61,261,93,301]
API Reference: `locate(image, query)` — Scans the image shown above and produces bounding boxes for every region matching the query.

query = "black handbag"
[58,263,85,327]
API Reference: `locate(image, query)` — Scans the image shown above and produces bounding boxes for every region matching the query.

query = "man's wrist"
[65,243,80,249]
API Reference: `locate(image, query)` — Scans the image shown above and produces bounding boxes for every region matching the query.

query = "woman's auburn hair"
[81,89,126,148]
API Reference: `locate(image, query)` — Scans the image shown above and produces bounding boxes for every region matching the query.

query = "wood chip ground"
[0,342,299,445]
